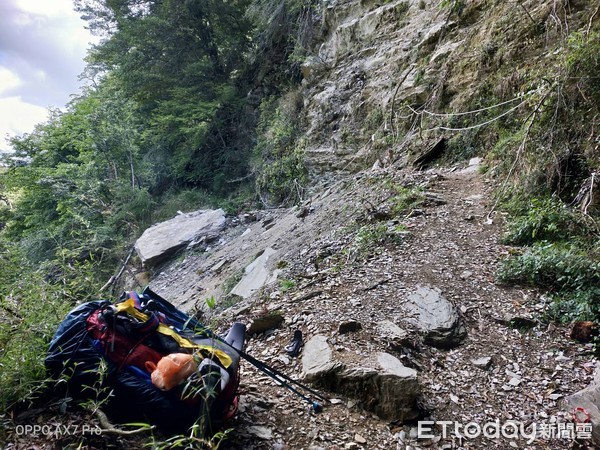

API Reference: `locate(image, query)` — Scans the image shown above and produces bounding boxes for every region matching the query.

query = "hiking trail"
[206,164,595,450]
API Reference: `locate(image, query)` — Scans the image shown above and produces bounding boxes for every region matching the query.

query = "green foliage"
[439,0,465,16]
[364,109,385,134]
[497,193,600,325]
[443,132,479,163]
[150,426,232,449]
[279,278,297,292]
[77,0,254,192]
[153,189,216,222]
[246,0,320,80]
[387,186,426,217]
[497,242,599,292]
[501,197,588,245]
[564,30,600,100]
[485,30,600,329]
[0,245,85,410]
[206,296,217,310]
[354,223,408,252]
[222,270,244,295]
[497,242,600,321]
[254,95,308,205]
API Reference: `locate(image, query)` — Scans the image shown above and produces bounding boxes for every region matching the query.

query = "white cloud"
[15,0,80,17]
[0,67,22,94]
[0,96,48,151]
[0,0,98,152]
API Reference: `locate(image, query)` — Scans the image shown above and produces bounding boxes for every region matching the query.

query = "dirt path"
[223,167,596,450]
[4,166,594,450]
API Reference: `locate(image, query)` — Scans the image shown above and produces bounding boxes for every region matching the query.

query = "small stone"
[330,398,343,404]
[247,425,273,440]
[354,434,367,444]
[338,320,362,334]
[402,285,466,349]
[376,320,409,344]
[508,377,521,387]
[396,430,407,444]
[471,356,492,370]
[247,312,284,335]
[570,321,598,343]
[302,335,341,380]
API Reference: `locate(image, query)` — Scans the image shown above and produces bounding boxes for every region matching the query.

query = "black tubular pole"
[142,288,327,405]
[236,348,328,402]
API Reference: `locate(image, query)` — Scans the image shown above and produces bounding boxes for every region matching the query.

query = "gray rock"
[471,356,492,370]
[230,247,281,298]
[403,285,466,348]
[134,209,226,267]
[564,366,600,446]
[377,320,410,347]
[246,425,273,440]
[302,335,342,381]
[247,313,284,335]
[303,341,419,421]
[333,353,419,421]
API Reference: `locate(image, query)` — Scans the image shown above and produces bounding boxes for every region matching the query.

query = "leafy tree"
[75,0,254,191]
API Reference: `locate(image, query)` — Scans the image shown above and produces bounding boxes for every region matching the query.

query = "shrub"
[388,186,425,217]
[0,262,74,409]
[501,197,588,245]
[497,242,599,291]
[497,242,600,322]
[253,94,308,205]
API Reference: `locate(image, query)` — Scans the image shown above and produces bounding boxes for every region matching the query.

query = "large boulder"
[564,366,600,446]
[230,247,281,298]
[402,285,466,349]
[302,335,419,421]
[135,209,226,267]
[302,335,343,382]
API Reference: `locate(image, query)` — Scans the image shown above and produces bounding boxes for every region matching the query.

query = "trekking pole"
[142,288,326,410]
[241,352,323,412]
[192,320,328,410]
[236,348,327,403]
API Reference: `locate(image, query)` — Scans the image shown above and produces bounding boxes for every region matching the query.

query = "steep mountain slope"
[140,2,600,448]
[163,164,595,449]
[298,0,597,175]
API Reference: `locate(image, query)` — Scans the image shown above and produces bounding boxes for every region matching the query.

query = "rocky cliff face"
[121,2,600,448]
[300,0,594,174]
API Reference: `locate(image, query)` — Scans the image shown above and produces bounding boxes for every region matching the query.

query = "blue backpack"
[45,287,245,434]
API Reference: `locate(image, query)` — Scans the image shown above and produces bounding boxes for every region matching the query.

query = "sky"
[0,0,97,153]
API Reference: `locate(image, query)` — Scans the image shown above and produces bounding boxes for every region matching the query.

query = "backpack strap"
[114,298,233,369]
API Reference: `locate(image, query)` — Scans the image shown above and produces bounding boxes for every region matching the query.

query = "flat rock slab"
[247,313,284,335]
[403,285,466,348]
[376,320,410,346]
[564,366,600,445]
[302,335,341,380]
[302,335,419,421]
[135,209,226,267]
[230,247,281,298]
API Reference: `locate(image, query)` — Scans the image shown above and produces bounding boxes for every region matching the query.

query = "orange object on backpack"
[145,353,198,391]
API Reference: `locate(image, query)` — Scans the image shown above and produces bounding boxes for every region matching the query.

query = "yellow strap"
[114,299,232,368]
